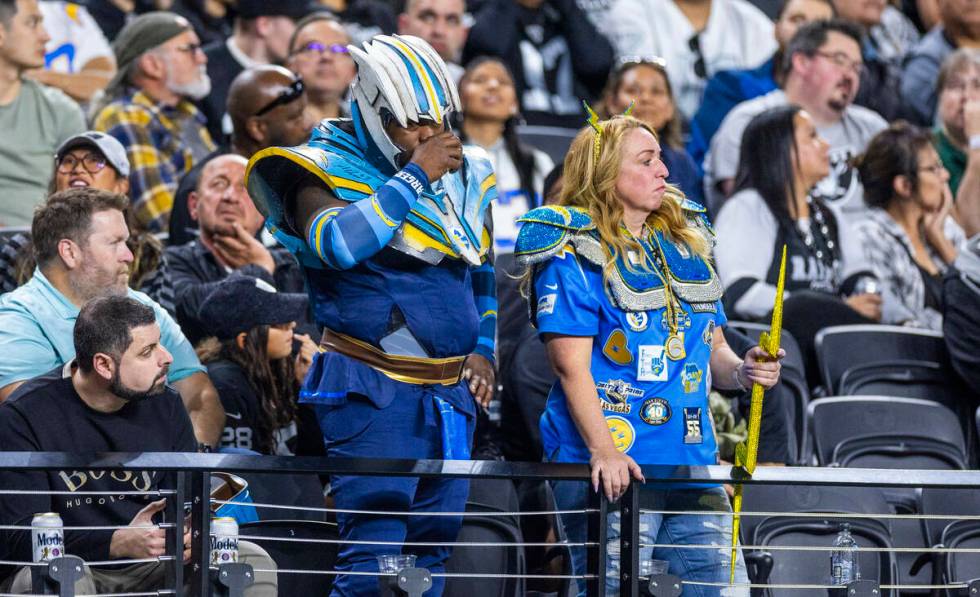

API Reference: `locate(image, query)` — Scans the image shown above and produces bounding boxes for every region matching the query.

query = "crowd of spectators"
[0,0,979,590]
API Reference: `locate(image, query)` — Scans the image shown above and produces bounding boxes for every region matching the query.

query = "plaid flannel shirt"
[93,90,216,232]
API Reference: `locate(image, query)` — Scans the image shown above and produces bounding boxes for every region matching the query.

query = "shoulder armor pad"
[518,206,594,230]
[679,196,706,213]
[514,206,595,266]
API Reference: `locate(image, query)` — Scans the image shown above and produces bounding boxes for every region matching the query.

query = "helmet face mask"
[348,34,461,171]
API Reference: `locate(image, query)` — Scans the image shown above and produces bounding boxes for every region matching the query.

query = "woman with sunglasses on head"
[601,57,704,206]
[286,13,357,124]
[854,122,965,330]
[713,105,879,385]
[457,57,555,253]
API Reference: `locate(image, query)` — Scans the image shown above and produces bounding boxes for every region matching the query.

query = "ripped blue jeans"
[550,482,749,597]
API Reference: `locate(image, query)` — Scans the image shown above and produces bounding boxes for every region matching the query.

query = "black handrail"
[5,453,980,597]
[2,452,980,487]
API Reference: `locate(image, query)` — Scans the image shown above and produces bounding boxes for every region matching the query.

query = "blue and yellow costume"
[515,199,723,469]
[515,198,748,595]
[246,35,496,596]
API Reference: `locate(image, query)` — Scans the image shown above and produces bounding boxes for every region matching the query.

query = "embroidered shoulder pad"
[514,206,595,265]
[672,191,715,244]
[680,196,706,213]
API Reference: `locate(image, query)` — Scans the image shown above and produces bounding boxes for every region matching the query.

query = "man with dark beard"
[0,295,278,595]
[0,188,225,447]
[705,19,887,216]
[92,12,217,233]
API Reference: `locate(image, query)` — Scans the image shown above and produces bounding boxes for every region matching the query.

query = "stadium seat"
[918,488,980,592]
[727,321,809,463]
[809,397,968,591]
[739,484,898,597]
[940,520,980,591]
[516,480,574,597]
[514,125,577,166]
[807,397,967,469]
[813,325,973,423]
[445,478,528,597]
[238,519,339,595]
[887,491,934,595]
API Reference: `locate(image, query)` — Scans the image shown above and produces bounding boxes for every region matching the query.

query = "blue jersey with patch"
[514,202,725,467]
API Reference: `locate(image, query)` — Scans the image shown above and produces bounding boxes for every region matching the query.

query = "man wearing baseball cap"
[199,0,318,143]
[92,11,216,233]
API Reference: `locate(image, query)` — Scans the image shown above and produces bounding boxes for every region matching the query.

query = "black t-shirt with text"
[0,365,195,570]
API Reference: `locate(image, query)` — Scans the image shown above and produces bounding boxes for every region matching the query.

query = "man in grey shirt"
[0,0,85,227]
[705,19,887,216]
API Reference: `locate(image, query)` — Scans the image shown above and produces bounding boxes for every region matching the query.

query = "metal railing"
[1,453,980,596]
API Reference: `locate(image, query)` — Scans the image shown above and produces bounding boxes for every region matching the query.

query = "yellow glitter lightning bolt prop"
[729,244,787,583]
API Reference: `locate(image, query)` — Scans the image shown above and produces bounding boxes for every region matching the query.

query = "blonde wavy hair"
[559,116,709,281]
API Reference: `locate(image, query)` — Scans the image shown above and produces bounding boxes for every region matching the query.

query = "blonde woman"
[514,115,783,595]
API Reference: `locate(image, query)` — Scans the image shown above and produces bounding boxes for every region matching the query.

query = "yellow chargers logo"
[606,416,635,453]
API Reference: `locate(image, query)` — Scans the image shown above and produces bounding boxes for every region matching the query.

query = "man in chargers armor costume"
[245,35,497,596]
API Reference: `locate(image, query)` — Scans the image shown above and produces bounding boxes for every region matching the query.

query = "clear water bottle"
[830,523,860,584]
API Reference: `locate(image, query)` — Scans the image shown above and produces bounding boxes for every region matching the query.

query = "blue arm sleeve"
[306,163,431,270]
[471,254,497,362]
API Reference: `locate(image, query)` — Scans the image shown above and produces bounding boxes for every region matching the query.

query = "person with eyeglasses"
[92,12,216,233]
[286,13,357,124]
[854,122,965,330]
[705,19,887,215]
[687,0,835,173]
[0,0,86,229]
[198,0,316,144]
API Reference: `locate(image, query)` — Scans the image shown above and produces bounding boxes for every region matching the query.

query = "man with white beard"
[93,12,216,233]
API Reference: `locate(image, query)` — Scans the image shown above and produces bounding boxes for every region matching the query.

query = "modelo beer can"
[32,513,64,562]
[210,517,239,566]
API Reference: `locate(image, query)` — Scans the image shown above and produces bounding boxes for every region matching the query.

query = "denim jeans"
[551,480,749,597]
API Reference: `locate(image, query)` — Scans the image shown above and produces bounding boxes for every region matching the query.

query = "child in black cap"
[196,273,317,454]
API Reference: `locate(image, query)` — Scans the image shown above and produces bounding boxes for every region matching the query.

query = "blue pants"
[551,481,749,597]
[315,391,472,597]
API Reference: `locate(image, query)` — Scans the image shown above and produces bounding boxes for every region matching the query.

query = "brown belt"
[320,329,466,386]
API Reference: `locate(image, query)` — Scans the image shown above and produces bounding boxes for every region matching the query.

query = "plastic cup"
[639,559,669,576]
[377,554,417,574]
